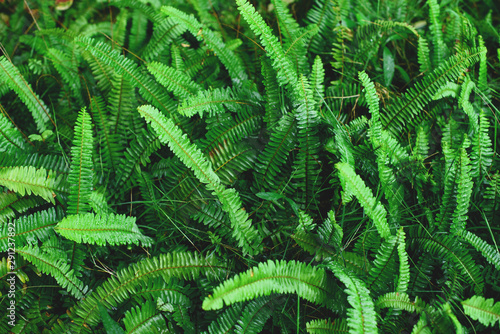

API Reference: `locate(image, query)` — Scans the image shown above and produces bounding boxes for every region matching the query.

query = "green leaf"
[67,107,94,215]
[55,212,153,247]
[336,162,391,238]
[202,259,336,311]
[98,303,125,334]
[462,296,500,328]
[325,261,378,334]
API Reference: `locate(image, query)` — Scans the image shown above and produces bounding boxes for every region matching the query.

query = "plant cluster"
[1,0,500,332]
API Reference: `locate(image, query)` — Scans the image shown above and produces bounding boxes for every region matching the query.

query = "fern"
[76,36,177,115]
[17,245,87,299]
[460,230,500,271]
[122,299,166,333]
[427,0,446,67]
[450,147,473,235]
[0,57,54,132]
[0,166,60,204]
[234,296,274,334]
[0,208,60,251]
[462,295,500,328]
[202,259,336,311]
[381,48,484,136]
[470,111,493,180]
[147,61,201,99]
[293,75,321,207]
[375,292,418,313]
[55,212,153,247]
[161,6,248,84]
[336,162,391,238]
[67,108,94,215]
[138,104,261,254]
[325,261,378,334]
[69,251,227,332]
[235,0,297,89]
[0,108,29,152]
[306,318,349,333]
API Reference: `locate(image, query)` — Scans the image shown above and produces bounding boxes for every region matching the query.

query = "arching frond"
[138,104,261,254]
[202,260,336,311]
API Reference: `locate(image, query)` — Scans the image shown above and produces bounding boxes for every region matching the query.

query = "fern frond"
[81,49,114,93]
[123,299,166,333]
[138,104,261,254]
[0,192,45,221]
[178,87,259,118]
[396,228,410,293]
[76,36,176,115]
[483,173,500,221]
[107,73,140,141]
[0,110,29,152]
[147,61,201,98]
[271,0,312,74]
[128,10,148,52]
[336,162,391,238]
[304,0,338,54]
[470,111,493,180]
[142,17,185,62]
[367,233,398,296]
[412,228,484,294]
[450,147,473,235]
[0,166,59,204]
[55,212,152,247]
[114,127,161,189]
[462,295,500,328]
[375,292,418,313]
[381,48,484,136]
[0,57,54,132]
[45,47,84,107]
[255,113,296,189]
[69,252,227,332]
[293,75,321,207]
[208,304,243,334]
[325,261,378,334]
[234,296,273,334]
[90,95,122,172]
[0,208,60,251]
[427,0,446,67]
[306,318,349,333]
[161,6,248,83]
[235,0,297,89]
[261,59,281,129]
[17,245,86,299]
[202,259,335,311]
[310,56,325,106]
[318,210,343,253]
[67,108,94,215]
[460,230,500,271]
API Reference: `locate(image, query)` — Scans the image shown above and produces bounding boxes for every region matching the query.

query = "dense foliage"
[1,0,500,332]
